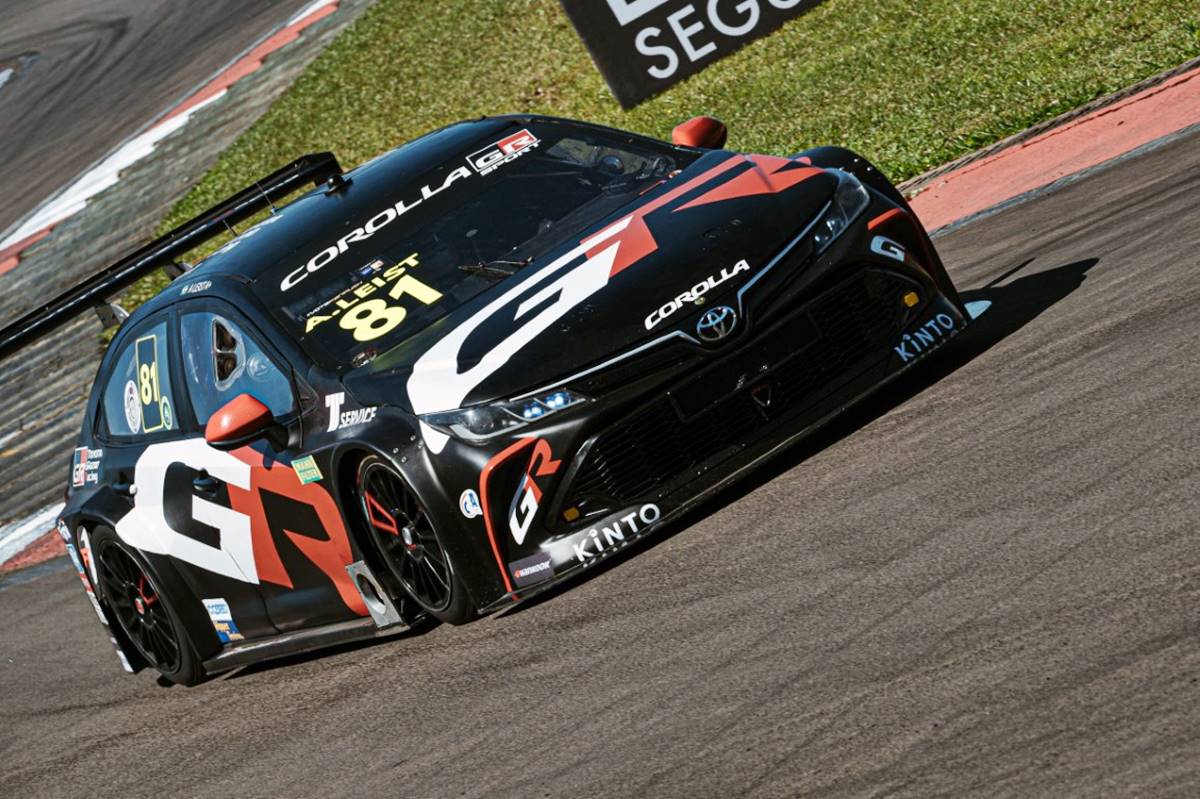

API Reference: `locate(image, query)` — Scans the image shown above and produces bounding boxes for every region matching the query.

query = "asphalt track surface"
[0,0,311,235]
[1,129,1198,798]
[0,0,367,531]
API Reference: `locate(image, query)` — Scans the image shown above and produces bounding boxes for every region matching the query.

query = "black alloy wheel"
[358,457,459,617]
[95,538,182,673]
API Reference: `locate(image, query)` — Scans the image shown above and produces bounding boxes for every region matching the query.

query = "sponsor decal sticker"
[281,162,472,291]
[302,253,442,344]
[508,440,561,545]
[180,280,212,295]
[871,236,906,263]
[645,259,750,329]
[71,446,102,487]
[557,503,662,564]
[508,551,555,588]
[65,541,107,623]
[202,598,244,643]
[894,313,958,364]
[467,129,540,175]
[134,333,173,432]
[324,391,378,432]
[459,488,482,519]
[123,379,142,434]
[79,528,99,586]
[291,455,324,484]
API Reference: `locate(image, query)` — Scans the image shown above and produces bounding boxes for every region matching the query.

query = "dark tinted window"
[180,311,294,424]
[257,121,696,369]
[101,319,178,437]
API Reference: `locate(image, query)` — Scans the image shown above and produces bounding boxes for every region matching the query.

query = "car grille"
[561,268,920,506]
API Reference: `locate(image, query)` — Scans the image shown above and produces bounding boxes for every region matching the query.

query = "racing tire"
[356,455,474,625]
[90,526,204,686]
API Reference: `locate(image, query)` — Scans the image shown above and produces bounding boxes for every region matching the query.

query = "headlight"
[421,389,586,443]
[812,170,870,253]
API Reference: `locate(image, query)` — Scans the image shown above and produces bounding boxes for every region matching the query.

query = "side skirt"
[201,617,410,676]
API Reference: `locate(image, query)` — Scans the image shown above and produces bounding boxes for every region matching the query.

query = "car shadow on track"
[498,255,1101,619]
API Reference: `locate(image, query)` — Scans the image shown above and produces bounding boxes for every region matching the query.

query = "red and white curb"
[909,62,1200,231]
[0,0,341,276]
[0,503,64,572]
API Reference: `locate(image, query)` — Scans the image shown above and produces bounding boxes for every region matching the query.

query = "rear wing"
[0,152,342,360]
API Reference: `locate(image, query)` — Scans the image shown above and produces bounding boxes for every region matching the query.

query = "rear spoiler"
[0,152,342,360]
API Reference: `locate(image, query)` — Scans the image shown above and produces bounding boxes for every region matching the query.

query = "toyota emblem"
[696,305,737,342]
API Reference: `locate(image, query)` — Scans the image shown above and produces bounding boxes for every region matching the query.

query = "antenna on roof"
[255,181,279,215]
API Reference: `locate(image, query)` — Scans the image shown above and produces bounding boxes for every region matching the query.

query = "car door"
[173,300,366,630]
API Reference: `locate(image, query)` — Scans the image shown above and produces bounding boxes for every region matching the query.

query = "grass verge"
[124,0,1200,308]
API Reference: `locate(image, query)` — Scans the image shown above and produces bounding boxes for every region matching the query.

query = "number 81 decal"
[134,333,174,432]
[304,253,443,343]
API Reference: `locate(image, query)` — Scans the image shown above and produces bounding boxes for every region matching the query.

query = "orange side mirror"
[205,394,274,450]
[672,116,728,149]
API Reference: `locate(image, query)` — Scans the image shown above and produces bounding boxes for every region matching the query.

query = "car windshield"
[260,121,697,370]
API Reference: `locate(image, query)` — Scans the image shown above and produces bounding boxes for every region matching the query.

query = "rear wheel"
[357,455,473,624]
[91,527,202,686]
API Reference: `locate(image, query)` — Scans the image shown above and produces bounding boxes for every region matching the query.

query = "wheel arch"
[331,443,479,623]
[793,145,963,308]
[71,493,222,666]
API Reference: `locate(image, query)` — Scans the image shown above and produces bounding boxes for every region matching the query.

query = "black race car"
[0,114,975,685]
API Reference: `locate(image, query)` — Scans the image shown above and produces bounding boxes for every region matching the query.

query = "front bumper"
[476,264,967,613]
[406,195,968,614]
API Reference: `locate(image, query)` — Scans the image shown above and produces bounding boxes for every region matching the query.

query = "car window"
[256,121,697,370]
[180,310,294,424]
[101,319,178,437]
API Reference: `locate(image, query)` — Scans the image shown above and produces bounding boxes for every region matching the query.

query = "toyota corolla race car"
[0,114,972,685]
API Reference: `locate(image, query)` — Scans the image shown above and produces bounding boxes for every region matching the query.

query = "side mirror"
[672,116,728,149]
[205,394,277,450]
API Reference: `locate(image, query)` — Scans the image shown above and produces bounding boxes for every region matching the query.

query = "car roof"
[122,114,660,329]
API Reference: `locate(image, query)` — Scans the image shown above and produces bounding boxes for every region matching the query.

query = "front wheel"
[91,527,203,686]
[356,456,474,625]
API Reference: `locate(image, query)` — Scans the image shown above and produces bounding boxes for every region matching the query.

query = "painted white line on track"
[0,0,342,266]
[0,92,227,253]
[0,503,64,566]
[289,0,338,26]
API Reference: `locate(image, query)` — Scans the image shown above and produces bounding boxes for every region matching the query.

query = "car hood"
[343,150,839,414]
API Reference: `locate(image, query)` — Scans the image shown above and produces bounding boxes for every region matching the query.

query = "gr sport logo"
[72,446,102,487]
[114,438,367,615]
[871,235,906,263]
[468,129,540,176]
[508,439,561,545]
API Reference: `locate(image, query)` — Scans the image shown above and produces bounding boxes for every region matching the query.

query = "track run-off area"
[1,121,1197,796]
